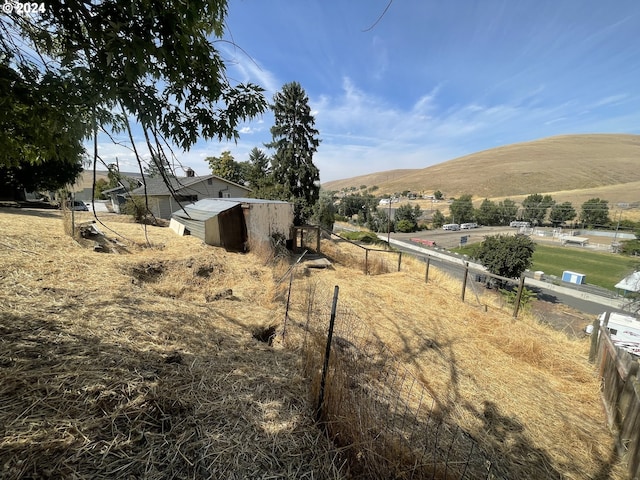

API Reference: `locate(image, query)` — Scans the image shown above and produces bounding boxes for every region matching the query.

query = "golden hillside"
[323,134,640,202]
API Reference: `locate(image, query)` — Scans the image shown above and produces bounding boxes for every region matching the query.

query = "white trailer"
[591,312,640,356]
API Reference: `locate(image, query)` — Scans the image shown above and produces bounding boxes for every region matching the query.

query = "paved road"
[386,235,629,317]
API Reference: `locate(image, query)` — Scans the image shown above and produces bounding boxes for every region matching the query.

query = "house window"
[222,192,231,198]
[608,328,618,336]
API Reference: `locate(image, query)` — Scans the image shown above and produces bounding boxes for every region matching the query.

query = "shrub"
[122,196,154,224]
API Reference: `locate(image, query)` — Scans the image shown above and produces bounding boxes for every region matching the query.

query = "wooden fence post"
[588,317,601,363]
[316,226,320,253]
[512,275,526,318]
[365,249,369,275]
[397,251,402,272]
[461,262,469,302]
[425,257,430,283]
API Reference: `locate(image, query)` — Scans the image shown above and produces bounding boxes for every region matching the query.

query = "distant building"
[129,175,251,219]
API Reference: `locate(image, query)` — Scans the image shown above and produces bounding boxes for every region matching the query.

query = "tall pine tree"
[267,82,321,225]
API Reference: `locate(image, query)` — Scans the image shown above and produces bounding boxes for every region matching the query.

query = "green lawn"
[530,244,635,290]
[453,243,636,291]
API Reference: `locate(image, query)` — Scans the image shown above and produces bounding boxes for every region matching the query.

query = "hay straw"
[0,209,346,479]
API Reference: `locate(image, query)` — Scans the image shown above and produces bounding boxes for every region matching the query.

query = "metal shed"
[170,198,294,250]
[171,199,247,250]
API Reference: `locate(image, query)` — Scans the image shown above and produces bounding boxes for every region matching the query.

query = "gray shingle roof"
[130,175,250,196]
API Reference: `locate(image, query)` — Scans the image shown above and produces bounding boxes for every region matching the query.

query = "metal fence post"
[316,285,339,423]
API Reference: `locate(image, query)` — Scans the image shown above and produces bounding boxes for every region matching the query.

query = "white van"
[442,223,460,231]
[591,312,640,356]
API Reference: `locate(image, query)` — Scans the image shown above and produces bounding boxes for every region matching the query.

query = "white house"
[129,174,251,219]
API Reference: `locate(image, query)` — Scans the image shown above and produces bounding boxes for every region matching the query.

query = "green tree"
[394,203,421,232]
[522,194,555,225]
[549,201,577,227]
[144,155,173,178]
[475,199,500,226]
[267,82,321,225]
[206,151,244,184]
[313,191,336,232]
[244,148,272,190]
[0,58,87,198]
[497,199,519,226]
[580,198,610,228]
[433,190,444,200]
[367,209,392,233]
[476,234,536,279]
[2,0,267,196]
[449,194,474,223]
[620,227,640,256]
[431,210,445,228]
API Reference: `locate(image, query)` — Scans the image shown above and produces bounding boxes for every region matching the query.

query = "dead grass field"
[0,207,628,479]
[324,134,640,206]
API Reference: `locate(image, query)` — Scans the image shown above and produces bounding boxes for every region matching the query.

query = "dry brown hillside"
[323,134,640,201]
[0,207,627,479]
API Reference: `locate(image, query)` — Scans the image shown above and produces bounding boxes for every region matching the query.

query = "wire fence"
[283,277,506,480]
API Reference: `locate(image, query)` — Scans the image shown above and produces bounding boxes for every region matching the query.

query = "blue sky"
[103,0,640,183]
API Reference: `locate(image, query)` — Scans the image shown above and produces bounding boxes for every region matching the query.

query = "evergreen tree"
[267,82,321,225]
[144,155,173,178]
[245,148,272,190]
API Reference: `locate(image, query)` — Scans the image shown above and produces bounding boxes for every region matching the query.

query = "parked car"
[63,200,89,211]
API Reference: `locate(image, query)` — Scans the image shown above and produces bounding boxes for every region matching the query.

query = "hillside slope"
[0,208,626,478]
[323,134,640,200]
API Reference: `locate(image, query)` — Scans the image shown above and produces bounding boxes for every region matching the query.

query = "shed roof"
[615,271,640,293]
[172,197,292,221]
[172,199,241,221]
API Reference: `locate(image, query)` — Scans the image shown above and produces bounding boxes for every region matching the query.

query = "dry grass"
[0,207,628,479]
[0,208,345,479]
[283,238,628,479]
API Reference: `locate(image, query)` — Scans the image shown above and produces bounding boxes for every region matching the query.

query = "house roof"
[130,175,250,196]
[615,271,640,292]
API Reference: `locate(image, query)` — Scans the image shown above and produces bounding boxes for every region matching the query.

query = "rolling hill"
[323,134,640,203]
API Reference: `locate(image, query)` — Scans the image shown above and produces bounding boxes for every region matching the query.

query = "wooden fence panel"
[595,325,640,479]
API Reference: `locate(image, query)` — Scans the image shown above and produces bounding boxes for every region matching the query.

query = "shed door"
[218,204,247,251]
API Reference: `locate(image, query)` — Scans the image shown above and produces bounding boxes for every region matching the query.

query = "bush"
[121,196,154,224]
[339,231,385,245]
[395,219,416,233]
